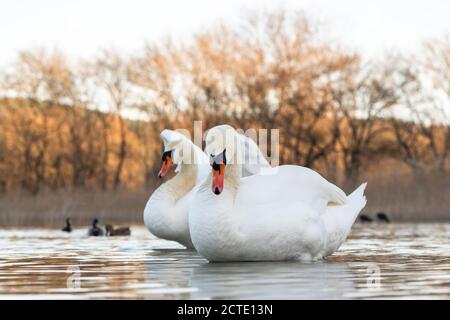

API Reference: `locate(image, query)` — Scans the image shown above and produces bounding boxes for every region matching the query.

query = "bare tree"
[390,43,450,175]
[330,59,399,186]
[1,49,72,193]
[90,50,133,190]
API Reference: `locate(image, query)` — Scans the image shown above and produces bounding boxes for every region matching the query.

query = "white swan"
[144,130,209,248]
[144,128,271,248]
[189,125,367,261]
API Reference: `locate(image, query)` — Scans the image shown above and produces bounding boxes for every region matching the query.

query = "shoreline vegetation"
[1,170,449,228]
[0,11,449,226]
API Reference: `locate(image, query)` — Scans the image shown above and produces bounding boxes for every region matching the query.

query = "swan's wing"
[322,183,367,256]
[238,134,271,177]
[235,165,346,217]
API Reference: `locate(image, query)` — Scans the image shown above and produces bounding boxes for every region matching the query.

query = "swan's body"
[144,130,209,248]
[189,125,367,262]
[144,165,205,248]
[144,129,271,249]
[235,132,271,176]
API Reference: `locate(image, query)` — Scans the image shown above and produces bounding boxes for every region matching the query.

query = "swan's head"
[205,125,238,195]
[158,149,173,178]
[158,129,192,178]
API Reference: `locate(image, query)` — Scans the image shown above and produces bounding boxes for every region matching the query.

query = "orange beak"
[212,164,225,195]
[158,155,173,178]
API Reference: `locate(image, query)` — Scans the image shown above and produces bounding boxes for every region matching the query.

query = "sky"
[0,0,449,65]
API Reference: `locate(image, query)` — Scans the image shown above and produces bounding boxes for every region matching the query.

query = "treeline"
[0,12,449,195]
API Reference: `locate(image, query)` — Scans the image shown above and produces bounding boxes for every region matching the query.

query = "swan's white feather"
[144,130,209,248]
[144,128,274,249]
[237,133,271,176]
[189,126,367,261]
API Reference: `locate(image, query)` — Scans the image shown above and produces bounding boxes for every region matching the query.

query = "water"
[0,223,449,299]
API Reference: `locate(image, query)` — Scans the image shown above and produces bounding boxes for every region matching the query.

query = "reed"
[0,171,448,228]
[0,188,149,228]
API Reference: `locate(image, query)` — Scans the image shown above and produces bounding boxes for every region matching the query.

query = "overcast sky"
[1,0,449,65]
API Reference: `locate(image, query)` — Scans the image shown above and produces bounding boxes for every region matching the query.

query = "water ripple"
[0,223,448,299]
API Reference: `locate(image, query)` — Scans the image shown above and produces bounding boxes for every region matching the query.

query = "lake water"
[0,223,449,299]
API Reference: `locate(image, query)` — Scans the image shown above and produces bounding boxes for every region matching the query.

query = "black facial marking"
[212,162,220,171]
[162,150,173,162]
[210,149,227,167]
[222,149,227,165]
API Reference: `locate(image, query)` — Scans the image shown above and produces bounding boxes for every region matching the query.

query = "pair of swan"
[144,129,270,248]
[144,125,367,262]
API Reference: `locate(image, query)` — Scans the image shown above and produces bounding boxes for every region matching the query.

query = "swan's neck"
[191,160,244,259]
[164,162,198,203]
[144,148,199,247]
[224,162,241,199]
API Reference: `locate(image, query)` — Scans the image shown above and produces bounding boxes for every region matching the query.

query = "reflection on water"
[0,224,449,299]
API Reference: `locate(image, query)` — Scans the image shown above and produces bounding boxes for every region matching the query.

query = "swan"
[143,129,209,248]
[189,125,367,262]
[144,128,271,249]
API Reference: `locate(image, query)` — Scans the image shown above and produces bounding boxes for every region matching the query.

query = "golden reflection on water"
[0,224,449,299]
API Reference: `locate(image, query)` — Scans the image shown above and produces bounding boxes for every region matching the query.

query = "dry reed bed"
[0,173,449,228]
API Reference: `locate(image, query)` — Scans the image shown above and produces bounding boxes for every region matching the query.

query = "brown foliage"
[0,12,448,222]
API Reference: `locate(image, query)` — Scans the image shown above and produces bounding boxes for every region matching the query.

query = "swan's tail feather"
[328,183,348,205]
[348,182,367,209]
[323,182,368,256]
[340,182,367,223]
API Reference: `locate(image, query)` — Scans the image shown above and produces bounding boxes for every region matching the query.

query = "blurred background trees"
[0,12,448,224]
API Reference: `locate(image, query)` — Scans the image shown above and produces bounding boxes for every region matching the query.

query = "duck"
[143,129,271,249]
[359,214,373,223]
[189,125,367,262]
[88,218,104,236]
[376,212,390,223]
[62,218,72,232]
[105,224,131,236]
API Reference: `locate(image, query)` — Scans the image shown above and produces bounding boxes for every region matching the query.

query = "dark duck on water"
[376,212,390,223]
[105,224,131,236]
[359,214,373,223]
[88,218,104,236]
[62,218,72,232]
